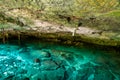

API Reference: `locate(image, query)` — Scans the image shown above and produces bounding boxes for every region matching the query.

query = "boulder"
[41,60,58,70]
[94,66,115,80]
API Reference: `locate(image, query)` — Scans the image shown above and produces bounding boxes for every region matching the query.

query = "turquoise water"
[0,40,120,80]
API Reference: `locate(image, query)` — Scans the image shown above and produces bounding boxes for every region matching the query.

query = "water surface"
[0,40,120,80]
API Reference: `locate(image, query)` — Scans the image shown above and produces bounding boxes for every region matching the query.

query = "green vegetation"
[0,0,120,46]
[0,0,120,30]
[0,0,120,27]
[0,0,120,17]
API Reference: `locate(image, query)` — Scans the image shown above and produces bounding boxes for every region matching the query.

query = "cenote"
[0,40,120,80]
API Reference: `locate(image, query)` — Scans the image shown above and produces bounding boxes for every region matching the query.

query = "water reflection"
[0,40,120,80]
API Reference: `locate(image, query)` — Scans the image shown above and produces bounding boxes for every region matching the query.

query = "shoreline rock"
[0,29,120,47]
[0,10,120,47]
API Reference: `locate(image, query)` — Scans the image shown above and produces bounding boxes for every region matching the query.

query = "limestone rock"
[41,60,58,70]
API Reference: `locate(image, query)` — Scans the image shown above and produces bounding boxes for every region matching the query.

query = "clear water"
[0,40,120,80]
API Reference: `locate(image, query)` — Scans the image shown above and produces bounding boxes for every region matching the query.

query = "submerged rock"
[0,40,120,80]
[94,66,115,80]
[34,58,41,63]
[80,62,96,68]
[40,50,51,58]
[4,75,15,80]
[23,77,30,80]
[41,60,59,70]
[31,50,51,58]
[76,67,94,80]
[39,68,65,80]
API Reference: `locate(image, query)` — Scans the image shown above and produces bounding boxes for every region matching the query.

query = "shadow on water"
[0,40,120,80]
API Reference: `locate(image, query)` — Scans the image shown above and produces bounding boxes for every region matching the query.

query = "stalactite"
[2,37,5,43]
[15,30,21,45]
[17,31,21,41]
[72,28,77,36]
[4,32,9,41]
[1,28,5,43]
[6,32,9,40]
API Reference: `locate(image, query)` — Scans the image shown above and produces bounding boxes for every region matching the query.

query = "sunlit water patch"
[0,41,120,80]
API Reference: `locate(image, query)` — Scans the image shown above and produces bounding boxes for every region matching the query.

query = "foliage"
[0,0,120,29]
[0,0,120,15]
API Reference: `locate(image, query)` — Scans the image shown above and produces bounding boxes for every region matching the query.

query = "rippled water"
[0,40,120,80]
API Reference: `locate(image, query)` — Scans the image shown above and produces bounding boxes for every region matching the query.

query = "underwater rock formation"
[0,41,120,80]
